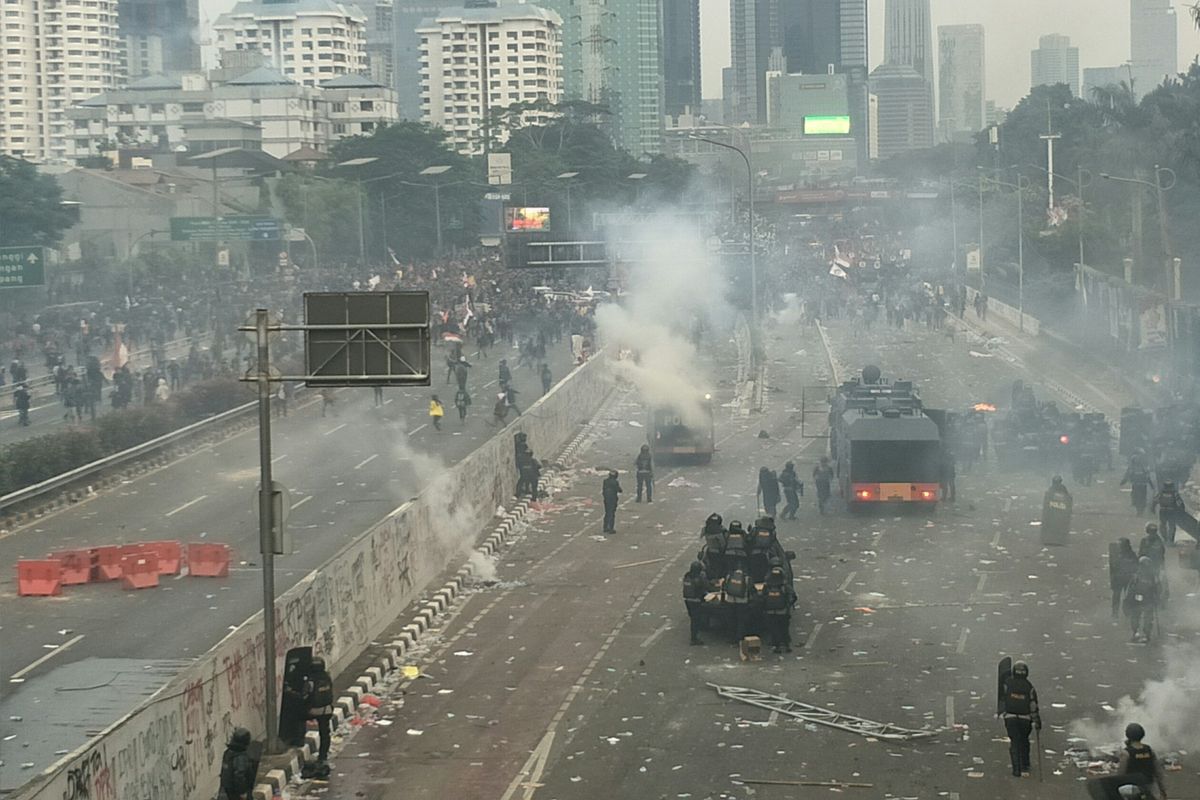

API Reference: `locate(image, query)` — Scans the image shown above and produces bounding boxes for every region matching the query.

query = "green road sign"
[0,246,46,288]
[170,216,282,241]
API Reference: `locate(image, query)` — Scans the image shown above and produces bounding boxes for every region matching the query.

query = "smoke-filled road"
[0,342,579,792]
[308,316,1200,800]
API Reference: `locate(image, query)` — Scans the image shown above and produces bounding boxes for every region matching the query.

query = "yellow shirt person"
[429,396,445,430]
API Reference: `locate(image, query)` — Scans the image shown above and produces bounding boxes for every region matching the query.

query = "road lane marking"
[946,696,956,728]
[408,424,427,436]
[291,495,313,511]
[354,454,379,470]
[991,529,1004,547]
[955,628,970,654]
[271,454,288,464]
[837,571,857,593]
[639,621,671,649]
[166,494,208,517]
[323,423,347,436]
[975,574,988,594]
[483,379,498,388]
[804,622,824,649]
[10,634,84,681]
[1003,497,1013,513]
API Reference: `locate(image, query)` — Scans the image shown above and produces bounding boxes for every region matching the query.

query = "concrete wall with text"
[17,354,612,800]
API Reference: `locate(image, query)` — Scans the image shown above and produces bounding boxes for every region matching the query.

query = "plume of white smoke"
[468,550,498,583]
[774,292,804,326]
[595,215,729,427]
[1070,641,1200,752]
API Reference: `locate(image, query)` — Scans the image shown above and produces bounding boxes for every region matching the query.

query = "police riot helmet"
[1139,556,1152,566]
[1012,661,1029,678]
[756,516,776,532]
[728,520,744,534]
[311,656,326,672]
[785,461,794,470]
[706,512,723,527]
[768,565,785,582]
[1146,522,1159,535]
[688,560,704,576]
[230,727,252,748]
[1164,480,1175,490]
[1051,475,1064,486]
[1117,785,1143,800]
[1125,722,1146,742]
[609,470,619,478]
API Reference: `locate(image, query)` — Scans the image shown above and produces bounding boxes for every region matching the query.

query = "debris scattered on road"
[738,779,874,789]
[667,477,699,488]
[614,558,666,569]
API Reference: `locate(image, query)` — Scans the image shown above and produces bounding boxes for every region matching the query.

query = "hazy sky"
[196,0,1200,107]
[699,0,1200,107]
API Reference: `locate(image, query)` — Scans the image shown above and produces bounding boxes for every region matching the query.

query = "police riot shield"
[996,656,1012,716]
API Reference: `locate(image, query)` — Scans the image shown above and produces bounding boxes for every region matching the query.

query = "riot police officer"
[1151,481,1185,545]
[722,567,752,644]
[1126,556,1161,643]
[762,563,794,653]
[1121,455,1156,516]
[723,521,749,574]
[1138,522,1168,607]
[1116,722,1168,800]
[682,561,708,646]
[998,661,1042,778]
[601,470,622,533]
[699,513,727,577]
[305,657,335,764]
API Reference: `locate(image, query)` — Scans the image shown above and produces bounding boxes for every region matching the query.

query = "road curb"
[246,474,559,800]
[248,419,598,800]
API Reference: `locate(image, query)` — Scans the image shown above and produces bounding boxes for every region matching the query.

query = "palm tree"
[1192,2,1200,29]
[1089,80,1137,128]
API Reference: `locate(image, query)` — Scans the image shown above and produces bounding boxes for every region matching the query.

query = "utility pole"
[1039,102,1061,213]
[253,308,279,755]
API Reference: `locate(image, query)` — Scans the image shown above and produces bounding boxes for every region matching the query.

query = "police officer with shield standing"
[997,659,1042,778]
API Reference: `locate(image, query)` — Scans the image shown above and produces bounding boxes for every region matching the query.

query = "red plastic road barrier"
[144,540,182,575]
[17,560,63,597]
[120,552,160,590]
[49,549,93,585]
[91,546,123,581]
[187,543,231,578]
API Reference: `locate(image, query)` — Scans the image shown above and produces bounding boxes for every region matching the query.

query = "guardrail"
[0,398,255,513]
[0,333,209,401]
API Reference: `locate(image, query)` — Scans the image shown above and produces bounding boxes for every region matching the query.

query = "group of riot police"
[681,513,796,652]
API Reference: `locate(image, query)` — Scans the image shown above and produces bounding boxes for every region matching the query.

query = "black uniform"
[219,728,258,800]
[305,661,335,762]
[813,462,834,514]
[540,364,552,395]
[723,568,752,643]
[1117,741,1167,799]
[1152,485,1185,544]
[999,672,1041,776]
[779,463,802,520]
[602,473,621,533]
[1126,559,1161,641]
[635,447,654,502]
[1121,460,1155,515]
[1110,538,1139,619]
[757,468,780,518]
[762,568,794,653]
[682,562,708,645]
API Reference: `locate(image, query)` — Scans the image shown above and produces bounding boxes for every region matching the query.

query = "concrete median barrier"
[13,353,612,800]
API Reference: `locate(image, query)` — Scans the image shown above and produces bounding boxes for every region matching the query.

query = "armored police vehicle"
[830,366,943,512]
[648,394,715,464]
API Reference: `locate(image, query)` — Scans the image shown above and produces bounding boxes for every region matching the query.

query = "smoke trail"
[594,214,728,427]
[1070,641,1200,752]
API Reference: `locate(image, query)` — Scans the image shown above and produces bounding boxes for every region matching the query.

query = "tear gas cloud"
[595,214,731,427]
[1071,641,1200,752]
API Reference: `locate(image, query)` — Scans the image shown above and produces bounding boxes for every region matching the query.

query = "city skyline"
[699,0,1200,107]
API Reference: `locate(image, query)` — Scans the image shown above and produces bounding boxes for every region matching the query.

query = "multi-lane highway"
[304,313,1200,800]
[0,342,579,791]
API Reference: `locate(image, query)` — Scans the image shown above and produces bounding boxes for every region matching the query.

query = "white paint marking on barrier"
[10,634,84,681]
[166,494,208,517]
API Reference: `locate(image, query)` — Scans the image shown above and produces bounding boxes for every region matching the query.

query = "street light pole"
[1101,166,1177,297]
[949,177,958,271]
[433,182,443,255]
[689,135,756,322]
